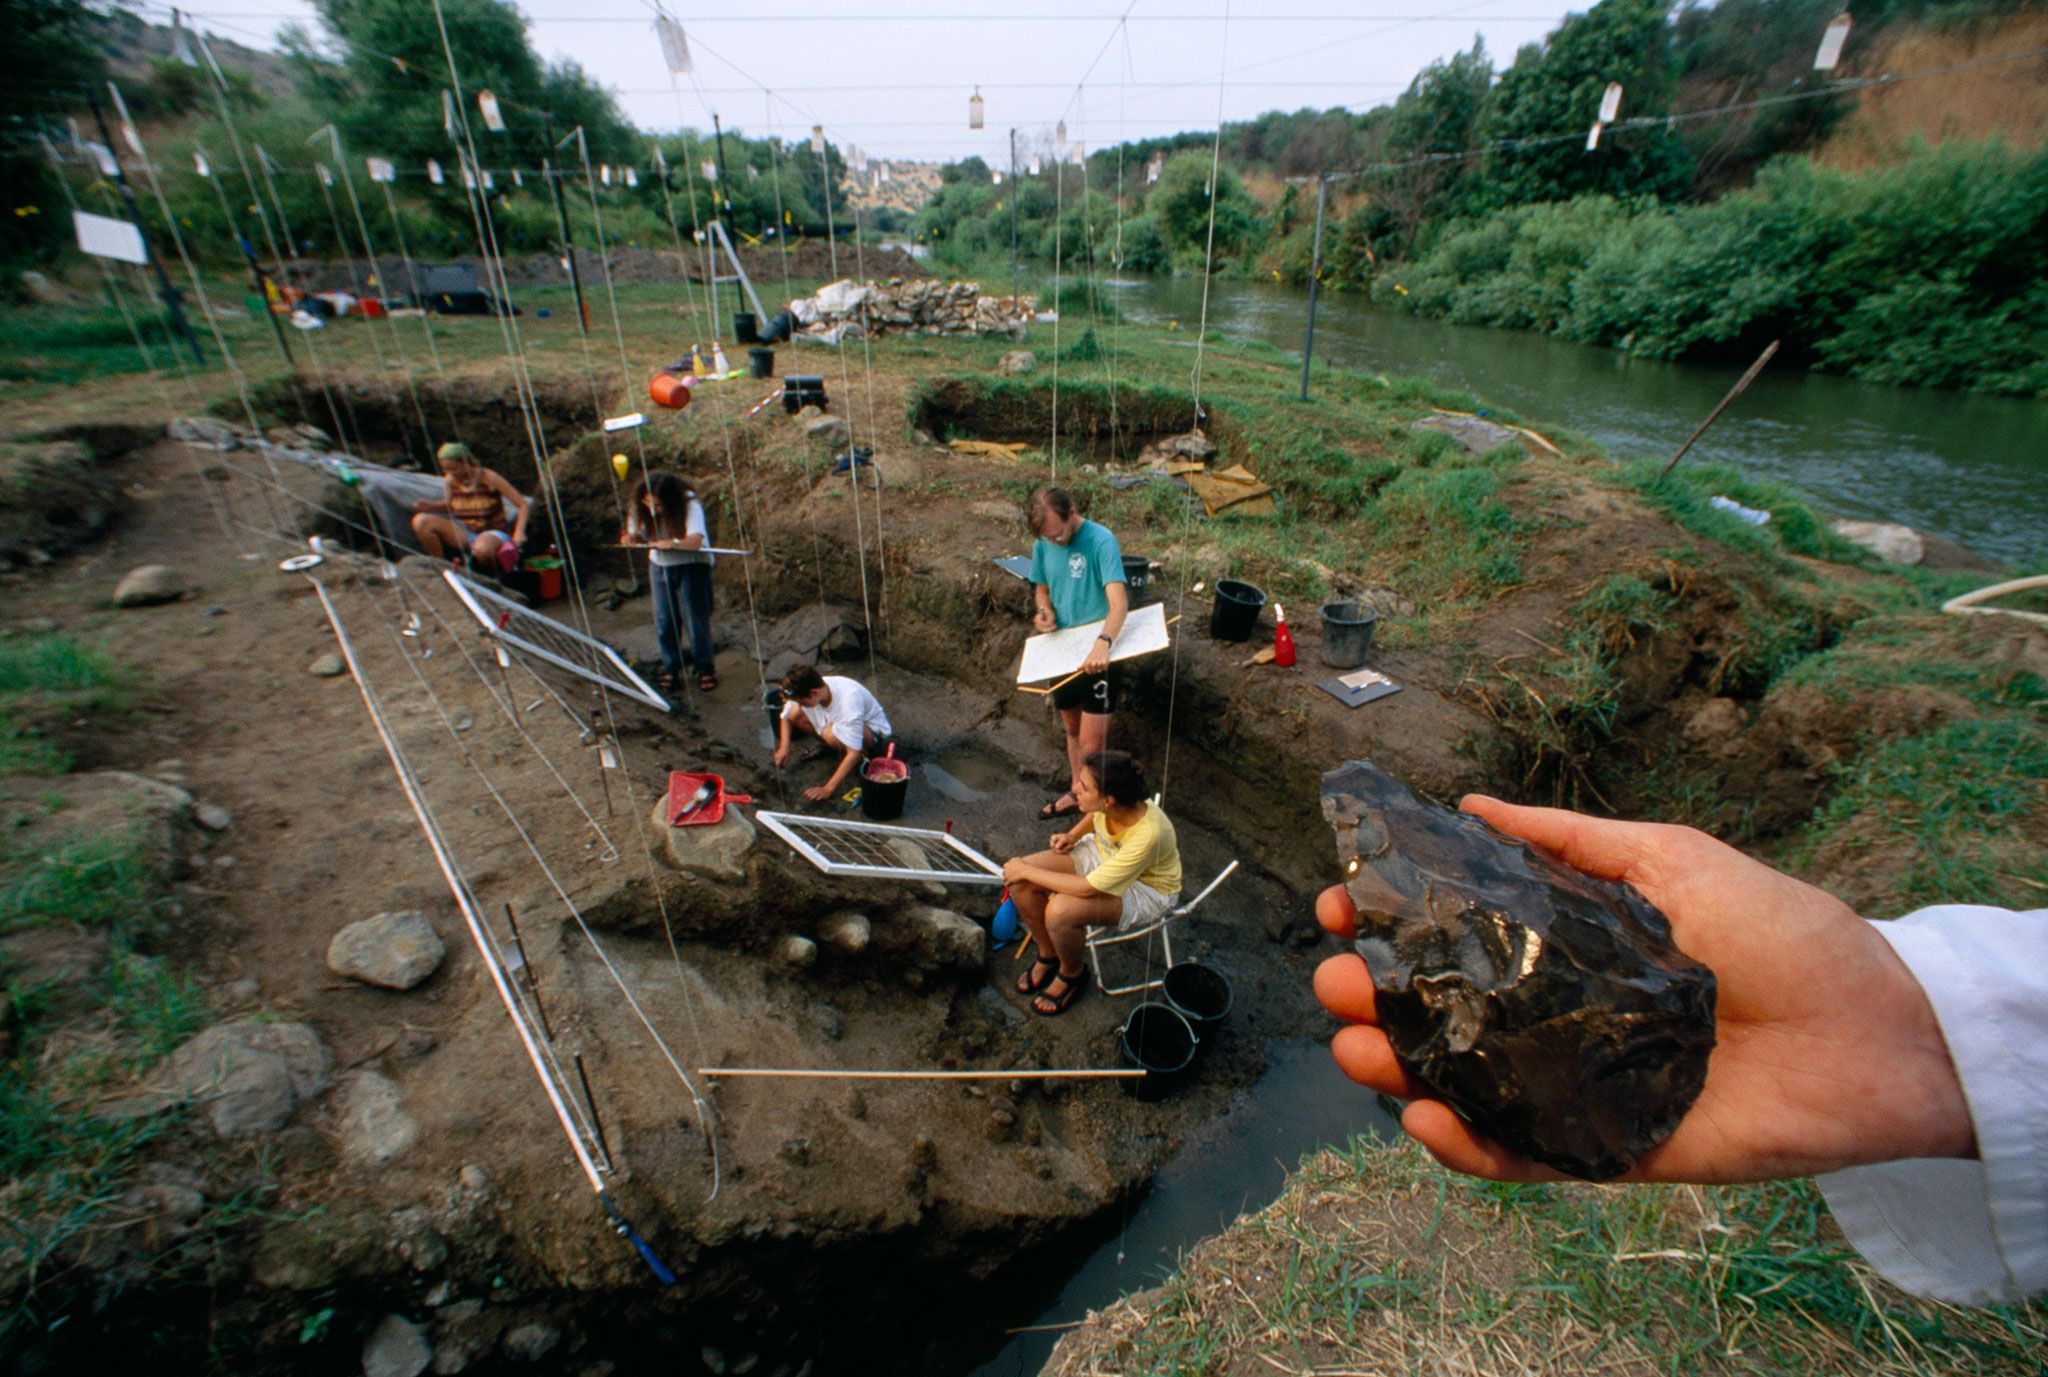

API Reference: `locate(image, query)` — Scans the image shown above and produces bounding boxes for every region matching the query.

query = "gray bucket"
[1319,601,1378,668]
[1117,1002,1198,1100]
[1162,962,1232,1044]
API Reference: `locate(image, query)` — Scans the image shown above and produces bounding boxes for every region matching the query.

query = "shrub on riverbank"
[1379,141,2048,396]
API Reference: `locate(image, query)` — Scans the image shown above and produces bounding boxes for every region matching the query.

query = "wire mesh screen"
[443,569,669,712]
[756,813,1004,886]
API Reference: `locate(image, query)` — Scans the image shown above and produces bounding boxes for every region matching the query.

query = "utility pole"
[86,88,203,366]
[1299,176,1329,403]
[1008,128,1020,310]
[543,115,590,336]
[711,112,739,321]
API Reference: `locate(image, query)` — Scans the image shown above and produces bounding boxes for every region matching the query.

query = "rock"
[431,1301,501,1374]
[310,652,348,678]
[1359,588,1417,619]
[458,1164,491,1197]
[995,350,1036,375]
[897,905,987,971]
[1158,429,1217,464]
[1322,760,1715,1180]
[19,270,85,306]
[400,1223,448,1273]
[777,1137,811,1166]
[804,413,850,446]
[652,797,755,883]
[501,1322,561,1363]
[113,565,187,607]
[795,404,824,421]
[327,910,447,991]
[362,1314,433,1377]
[144,1020,330,1137]
[820,911,871,954]
[334,1070,419,1164]
[194,803,234,832]
[1410,411,1521,455]
[119,1178,206,1252]
[1830,519,1925,566]
[168,415,244,449]
[1682,697,1744,752]
[777,934,817,968]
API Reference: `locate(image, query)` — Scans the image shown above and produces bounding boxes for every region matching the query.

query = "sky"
[148,0,1584,163]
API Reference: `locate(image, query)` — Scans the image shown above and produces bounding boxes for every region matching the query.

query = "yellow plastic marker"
[612,453,629,481]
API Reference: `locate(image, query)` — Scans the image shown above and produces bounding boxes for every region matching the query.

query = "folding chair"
[1087,860,1240,997]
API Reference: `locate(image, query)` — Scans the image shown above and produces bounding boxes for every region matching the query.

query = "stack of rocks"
[788,278,1032,341]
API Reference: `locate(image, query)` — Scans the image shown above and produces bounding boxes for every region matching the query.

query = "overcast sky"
[171,1,1581,161]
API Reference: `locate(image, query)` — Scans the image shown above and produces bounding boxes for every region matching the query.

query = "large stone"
[362,1313,432,1377]
[310,652,348,678]
[653,798,755,883]
[335,1070,419,1164]
[1322,761,1716,1180]
[168,415,244,449]
[19,270,86,307]
[1830,519,1925,567]
[894,905,987,972]
[113,564,186,607]
[804,413,851,446]
[147,1020,331,1138]
[995,350,1036,375]
[327,910,447,991]
[1410,411,1520,456]
[777,934,818,968]
[820,911,871,955]
[501,1322,561,1363]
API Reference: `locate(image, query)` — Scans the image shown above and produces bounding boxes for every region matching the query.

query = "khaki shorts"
[1071,834,1179,930]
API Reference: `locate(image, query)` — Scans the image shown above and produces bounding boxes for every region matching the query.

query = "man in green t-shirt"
[1026,485,1128,820]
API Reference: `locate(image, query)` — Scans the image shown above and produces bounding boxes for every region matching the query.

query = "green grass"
[1621,458,1865,567]
[0,634,130,778]
[0,308,163,386]
[0,829,159,939]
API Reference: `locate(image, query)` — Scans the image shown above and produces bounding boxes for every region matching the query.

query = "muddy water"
[966,1042,1398,1376]
[1106,277,2048,566]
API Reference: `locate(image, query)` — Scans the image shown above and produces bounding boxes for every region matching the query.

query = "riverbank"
[0,280,2042,1372]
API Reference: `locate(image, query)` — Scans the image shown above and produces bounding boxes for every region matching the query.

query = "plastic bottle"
[1273,602,1297,667]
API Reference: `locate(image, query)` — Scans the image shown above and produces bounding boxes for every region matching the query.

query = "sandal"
[1038,794,1081,821]
[697,672,719,692]
[1016,956,1058,996]
[654,670,679,692]
[1032,966,1090,1017]
[799,744,831,764]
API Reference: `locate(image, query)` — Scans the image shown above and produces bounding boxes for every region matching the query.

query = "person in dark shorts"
[1026,485,1128,820]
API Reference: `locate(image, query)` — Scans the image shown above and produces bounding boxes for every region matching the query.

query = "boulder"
[892,905,987,972]
[194,803,234,832]
[168,415,245,449]
[820,911,871,955]
[19,270,86,307]
[362,1314,432,1377]
[777,934,818,969]
[327,910,447,991]
[996,350,1036,375]
[804,413,851,446]
[334,1070,420,1164]
[310,652,348,677]
[652,798,756,883]
[1410,411,1520,456]
[501,1322,562,1363]
[430,1301,503,1374]
[1830,519,1924,567]
[113,565,186,607]
[146,1020,331,1138]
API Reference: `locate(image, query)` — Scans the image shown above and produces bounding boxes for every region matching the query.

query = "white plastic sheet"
[72,210,148,265]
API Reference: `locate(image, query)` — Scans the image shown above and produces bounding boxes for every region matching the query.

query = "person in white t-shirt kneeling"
[773,663,895,803]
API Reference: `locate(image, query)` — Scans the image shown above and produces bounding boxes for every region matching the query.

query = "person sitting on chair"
[1002,749,1181,1016]
[410,441,528,572]
[772,663,894,804]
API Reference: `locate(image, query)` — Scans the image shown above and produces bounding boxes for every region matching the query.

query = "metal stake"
[1660,339,1781,479]
[1299,176,1329,403]
[574,1053,614,1170]
[503,902,555,1041]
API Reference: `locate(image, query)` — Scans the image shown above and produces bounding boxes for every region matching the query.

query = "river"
[1102,277,2045,567]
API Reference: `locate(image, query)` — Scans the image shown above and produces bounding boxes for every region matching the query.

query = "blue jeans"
[651,561,715,678]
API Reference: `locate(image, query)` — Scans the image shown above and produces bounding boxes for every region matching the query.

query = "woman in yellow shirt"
[1002,750,1182,1016]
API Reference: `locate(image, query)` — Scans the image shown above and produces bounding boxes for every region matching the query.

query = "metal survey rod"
[711,112,741,321]
[1009,128,1021,310]
[1299,175,1329,403]
[85,88,204,367]
[544,115,590,335]
[1660,339,1781,479]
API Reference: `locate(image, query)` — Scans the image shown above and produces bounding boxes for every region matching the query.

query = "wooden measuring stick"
[1017,615,1181,696]
[699,1067,1147,1081]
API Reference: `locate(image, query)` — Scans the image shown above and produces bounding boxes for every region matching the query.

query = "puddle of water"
[923,748,1016,803]
[963,1040,1397,1377]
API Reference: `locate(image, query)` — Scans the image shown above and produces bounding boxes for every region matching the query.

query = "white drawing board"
[1016,602,1170,685]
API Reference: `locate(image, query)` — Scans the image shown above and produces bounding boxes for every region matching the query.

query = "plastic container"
[858,747,909,821]
[1162,962,1233,1044]
[1208,579,1266,642]
[733,311,759,344]
[649,373,694,409]
[527,555,565,601]
[1117,1002,1198,1100]
[664,770,754,827]
[782,375,827,414]
[1121,554,1151,605]
[1272,602,1297,667]
[748,348,776,380]
[1319,601,1377,669]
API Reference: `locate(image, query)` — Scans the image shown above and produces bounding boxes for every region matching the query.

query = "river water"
[1104,277,2046,567]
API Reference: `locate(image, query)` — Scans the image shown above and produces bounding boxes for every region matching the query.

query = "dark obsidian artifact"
[1321,761,1716,1180]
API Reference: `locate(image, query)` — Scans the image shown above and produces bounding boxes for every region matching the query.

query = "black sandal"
[1016,956,1058,996]
[799,744,831,764]
[1038,794,1081,821]
[1032,966,1090,1016]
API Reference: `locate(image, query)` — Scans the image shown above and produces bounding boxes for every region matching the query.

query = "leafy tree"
[0,0,104,272]
[1146,151,1262,268]
[1373,38,1495,246]
[1473,0,1692,209]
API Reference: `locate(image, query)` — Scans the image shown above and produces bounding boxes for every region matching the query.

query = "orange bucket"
[649,372,694,409]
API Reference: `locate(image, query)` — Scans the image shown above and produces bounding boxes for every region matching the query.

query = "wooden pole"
[1660,340,1780,480]
[1298,175,1329,403]
[699,1067,1146,1081]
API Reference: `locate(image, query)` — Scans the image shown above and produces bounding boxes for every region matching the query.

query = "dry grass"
[1818,13,2048,171]
[1046,1138,2047,1377]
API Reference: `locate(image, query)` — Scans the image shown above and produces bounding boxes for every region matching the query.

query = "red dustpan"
[666,770,753,827]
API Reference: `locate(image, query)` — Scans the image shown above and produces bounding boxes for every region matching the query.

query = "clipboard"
[1016,603,1171,690]
[1317,666,1401,709]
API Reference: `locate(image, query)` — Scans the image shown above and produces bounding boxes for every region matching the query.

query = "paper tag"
[603,412,646,432]
[599,745,618,769]
[367,156,395,183]
[478,90,506,132]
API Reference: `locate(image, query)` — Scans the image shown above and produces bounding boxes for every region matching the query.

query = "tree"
[1373,38,1495,247]
[0,0,104,271]
[1473,0,1692,209]
[1146,151,1262,268]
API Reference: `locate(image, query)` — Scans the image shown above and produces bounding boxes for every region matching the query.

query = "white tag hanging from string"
[106,83,144,156]
[171,12,200,66]
[512,167,523,187]
[193,150,211,177]
[478,90,505,133]
[1029,154,1041,176]
[1585,121,1603,152]
[1814,13,1852,70]
[601,163,612,186]
[1055,120,1067,154]
[481,169,494,190]
[625,166,638,188]
[599,743,618,770]
[701,159,717,183]
[367,156,395,184]
[442,90,458,136]
[655,15,692,74]
[968,87,984,131]
[992,170,1003,185]
[316,163,334,188]
[428,158,444,185]
[461,163,476,190]
[495,644,510,669]
[1598,82,1624,124]
[810,126,825,155]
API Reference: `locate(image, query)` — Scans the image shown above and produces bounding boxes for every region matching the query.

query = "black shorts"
[1052,668,1116,715]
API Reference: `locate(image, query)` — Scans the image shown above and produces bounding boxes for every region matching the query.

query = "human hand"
[803,784,834,803]
[1312,794,1975,1185]
[1002,858,1034,886]
[1049,832,1074,854]
[1081,642,1110,675]
[772,744,789,768]
[1034,606,1057,634]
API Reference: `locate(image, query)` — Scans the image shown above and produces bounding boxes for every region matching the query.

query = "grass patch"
[0,308,161,387]
[1622,459,1864,566]
[0,829,159,939]
[0,634,130,777]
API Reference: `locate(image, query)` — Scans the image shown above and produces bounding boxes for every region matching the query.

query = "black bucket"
[1209,579,1266,642]
[858,755,909,822]
[782,375,828,414]
[1121,554,1151,605]
[733,311,760,344]
[748,347,776,380]
[1162,962,1233,1044]
[1117,1002,1198,1100]
[1319,601,1378,669]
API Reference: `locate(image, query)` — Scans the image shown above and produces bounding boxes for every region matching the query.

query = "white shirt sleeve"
[1815,904,2048,1305]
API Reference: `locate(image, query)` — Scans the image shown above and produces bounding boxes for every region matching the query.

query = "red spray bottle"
[1273,602,1297,667]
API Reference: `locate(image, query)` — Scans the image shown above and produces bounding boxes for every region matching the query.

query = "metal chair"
[1087,860,1240,996]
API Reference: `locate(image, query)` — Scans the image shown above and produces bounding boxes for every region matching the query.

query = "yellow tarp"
[1184,463,1274,518]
